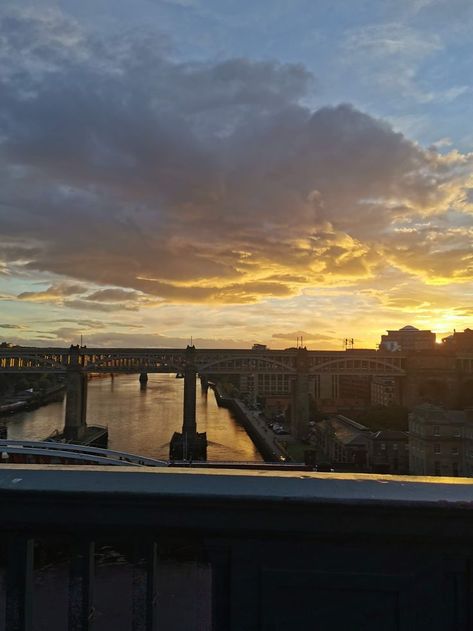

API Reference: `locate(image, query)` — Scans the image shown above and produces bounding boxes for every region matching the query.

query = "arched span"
[309,358,405,375]
[198,355,296,374]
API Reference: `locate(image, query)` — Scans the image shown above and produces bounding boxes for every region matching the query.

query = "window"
[380,443,386,451]
[434,461,441,475]
[433,425,440,436]
[434,444,441,455]
[453,429,462,438]
[452,446,459,455]
[393,443,398,451]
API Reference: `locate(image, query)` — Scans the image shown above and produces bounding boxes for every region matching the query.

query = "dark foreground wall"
[1,466,473,630]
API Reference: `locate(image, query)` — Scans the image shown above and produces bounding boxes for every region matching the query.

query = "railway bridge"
[1,345,472,449]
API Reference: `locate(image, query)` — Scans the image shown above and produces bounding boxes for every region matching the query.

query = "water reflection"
[5,374,262,461]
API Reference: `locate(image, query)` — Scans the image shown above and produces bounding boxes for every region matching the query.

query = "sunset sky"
[0,0,472,349]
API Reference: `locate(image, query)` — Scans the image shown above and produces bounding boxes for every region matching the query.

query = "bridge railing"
[0,440,168,467]
[1,466,473,630]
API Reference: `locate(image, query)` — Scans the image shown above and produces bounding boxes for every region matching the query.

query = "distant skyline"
[0,0,472,349]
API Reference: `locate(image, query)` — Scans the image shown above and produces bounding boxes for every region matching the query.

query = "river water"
[4,374,262,462]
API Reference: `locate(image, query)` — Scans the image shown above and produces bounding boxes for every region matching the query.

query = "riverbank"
[213,385,290,462]
[0,385,65,418]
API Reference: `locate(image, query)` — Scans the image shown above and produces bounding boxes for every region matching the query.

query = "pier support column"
[169,345,207,461]
[183,365,197,437]
[64,371,88,442]
[290,348,310,440]
[200,374,209,392]
[139,372,149,388]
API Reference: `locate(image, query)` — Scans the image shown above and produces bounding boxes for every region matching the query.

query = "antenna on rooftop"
[343,337,354,350]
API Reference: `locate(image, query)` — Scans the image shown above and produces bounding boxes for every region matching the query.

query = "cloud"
[62,299,139,312]
[341,21,471,105]
[272,330,336,342]
[0,6,472,312]
[17,282,87,302]
[341,22,443,103]
[85,288,142,302]
[5,329,252,349]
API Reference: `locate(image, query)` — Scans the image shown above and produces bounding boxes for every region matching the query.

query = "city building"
[310,415,372,468]
[441,328,473,352]
[380,325,436,352]
[311,415,409,474]
[339,374,371,405]
[370,377,400,406]
[369,429,409,474]
[409,404,473,477]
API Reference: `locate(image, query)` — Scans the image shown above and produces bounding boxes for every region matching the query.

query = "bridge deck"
[0,347,410,375]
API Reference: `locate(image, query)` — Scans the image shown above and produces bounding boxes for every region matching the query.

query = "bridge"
[1,345,472,454]
[0,345,407,375]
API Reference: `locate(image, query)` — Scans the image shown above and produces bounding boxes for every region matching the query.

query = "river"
[3,374,262,462]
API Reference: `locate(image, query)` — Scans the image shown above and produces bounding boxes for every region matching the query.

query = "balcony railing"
[1,466,473,630]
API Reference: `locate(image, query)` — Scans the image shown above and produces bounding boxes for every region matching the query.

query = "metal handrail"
[0,439,167,467]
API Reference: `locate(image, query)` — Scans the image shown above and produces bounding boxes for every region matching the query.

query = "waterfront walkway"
[213,386,306,462]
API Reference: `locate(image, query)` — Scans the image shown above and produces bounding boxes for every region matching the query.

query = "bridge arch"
[198,355,296,374]
[309,358,405,376]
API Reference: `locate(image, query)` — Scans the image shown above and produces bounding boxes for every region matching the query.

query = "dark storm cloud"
[0,6,472,305]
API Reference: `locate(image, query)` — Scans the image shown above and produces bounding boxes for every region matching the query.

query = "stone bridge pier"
[169,346,207,461]
[182,363,197,438]
[64,370,88,442]
[291,347,311,439]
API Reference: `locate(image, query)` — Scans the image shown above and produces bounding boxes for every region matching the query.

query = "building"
[339,374,371,405]
[369,430,409,474]
[380,325,436,352]
[409,404,473,477]
[311,414,409,473]
[370,377,400,406]
[251,343,268,351]
[441,328,473,352]
[311,415,372,468]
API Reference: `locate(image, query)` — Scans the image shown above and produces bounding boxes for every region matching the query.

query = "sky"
[0,0,472,349]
